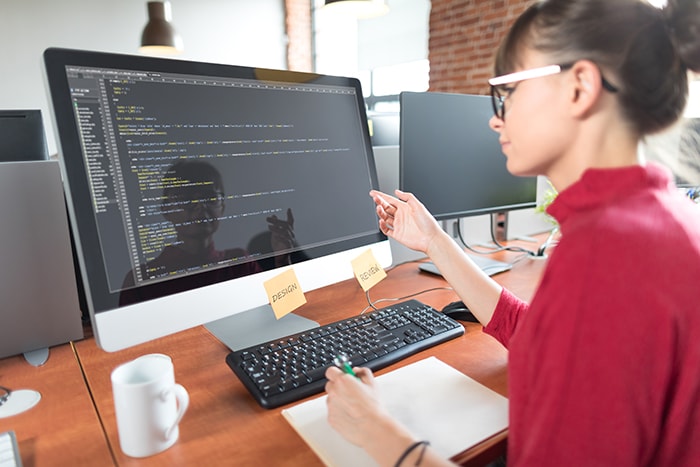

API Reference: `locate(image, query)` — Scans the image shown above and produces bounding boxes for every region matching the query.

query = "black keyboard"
[225,299,464,408]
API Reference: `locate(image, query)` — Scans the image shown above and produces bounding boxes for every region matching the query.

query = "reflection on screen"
[62,60,381,311]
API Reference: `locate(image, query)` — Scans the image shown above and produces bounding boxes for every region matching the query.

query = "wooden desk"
[73,246,545,466]
[0,342,114,465]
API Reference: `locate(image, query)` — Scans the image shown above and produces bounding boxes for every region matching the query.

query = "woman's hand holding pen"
[325,365,436,466]
[369,189,442,255]
[324,366,385,447]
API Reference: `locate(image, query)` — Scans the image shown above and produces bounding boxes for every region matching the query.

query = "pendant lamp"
[323,0,389,19]
[139,1,184,55]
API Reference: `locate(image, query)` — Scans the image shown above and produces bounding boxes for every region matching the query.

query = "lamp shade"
[324,0,389,19]
[139,1,183,55]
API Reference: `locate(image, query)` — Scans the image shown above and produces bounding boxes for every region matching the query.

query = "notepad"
[281,357,509,467]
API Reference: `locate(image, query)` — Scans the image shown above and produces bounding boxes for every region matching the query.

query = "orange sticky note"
[351,249,387,292]
[263,268,307,319]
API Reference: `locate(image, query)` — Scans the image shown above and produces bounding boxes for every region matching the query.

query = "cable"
[455,217,533,256]
[456,215,540,257]
[0,385,11,407]
[536,226,560,257]
[488,213,540,256]
[361,286,454,314]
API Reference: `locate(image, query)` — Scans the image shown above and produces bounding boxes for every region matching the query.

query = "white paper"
[281,357,509,467]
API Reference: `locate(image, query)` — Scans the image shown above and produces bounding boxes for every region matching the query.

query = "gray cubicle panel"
[0,161,84,361]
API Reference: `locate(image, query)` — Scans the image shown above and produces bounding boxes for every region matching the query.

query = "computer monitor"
[399,91,537,221]
[0,110,49,162]
[399,91,538,275]
[43,47,391,352]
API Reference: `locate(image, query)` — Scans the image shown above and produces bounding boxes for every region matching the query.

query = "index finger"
[325,365,345,382]
[369,190,399,208]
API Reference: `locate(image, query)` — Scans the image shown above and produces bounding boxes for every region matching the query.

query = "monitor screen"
[399,92,537,221]
[43,47,390,352]
[0,110,49,162]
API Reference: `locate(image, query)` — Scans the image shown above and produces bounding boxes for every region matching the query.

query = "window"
[312,0,430,112]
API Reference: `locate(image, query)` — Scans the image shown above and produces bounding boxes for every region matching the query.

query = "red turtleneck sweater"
[484,163,700,466]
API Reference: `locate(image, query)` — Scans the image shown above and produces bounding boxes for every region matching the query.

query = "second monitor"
[399,92,538,275]
[399,91,537,221]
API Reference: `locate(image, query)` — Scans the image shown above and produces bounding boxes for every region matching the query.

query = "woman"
[324,0,700,466]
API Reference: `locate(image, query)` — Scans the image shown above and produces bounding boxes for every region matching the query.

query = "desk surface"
[0,343,113,465]
[1,244,545,466]
[75,247,545,466]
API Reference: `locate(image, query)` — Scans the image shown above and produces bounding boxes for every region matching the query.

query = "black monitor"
[43,47,391,352]
[399,92,539,274]
[0,110,49,162]
[399,91,537,221]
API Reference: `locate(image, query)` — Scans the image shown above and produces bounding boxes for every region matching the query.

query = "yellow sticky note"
[263,268,307,319]
[351,249,387,292]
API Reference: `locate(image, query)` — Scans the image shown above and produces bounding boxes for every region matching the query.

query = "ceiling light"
[139,1,184,55]
[323,0,389,19]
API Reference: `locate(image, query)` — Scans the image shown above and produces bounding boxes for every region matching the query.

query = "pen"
[333,354,359,379]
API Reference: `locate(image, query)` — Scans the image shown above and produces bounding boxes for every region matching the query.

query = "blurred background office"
[1,0,697,175]
[1,0,409,156]
[0,0,527,156]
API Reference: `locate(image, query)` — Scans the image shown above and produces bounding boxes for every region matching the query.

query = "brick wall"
[285,0,313,72]
[428,0,531,95]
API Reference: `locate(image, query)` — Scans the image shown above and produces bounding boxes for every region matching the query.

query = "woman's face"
[488,49,575,180]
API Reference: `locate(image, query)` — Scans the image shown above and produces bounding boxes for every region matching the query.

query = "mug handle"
[162,384,190,440]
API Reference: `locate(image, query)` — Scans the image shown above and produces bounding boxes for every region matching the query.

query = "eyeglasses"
[488,63,619,121]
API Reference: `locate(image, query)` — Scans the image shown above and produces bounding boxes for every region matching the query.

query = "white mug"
[111,353,189,458]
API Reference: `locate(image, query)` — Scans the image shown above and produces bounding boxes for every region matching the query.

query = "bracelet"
[394,440,430,467]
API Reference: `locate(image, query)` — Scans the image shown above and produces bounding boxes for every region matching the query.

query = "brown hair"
[494,0,700,137]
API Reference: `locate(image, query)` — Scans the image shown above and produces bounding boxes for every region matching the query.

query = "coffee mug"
[111,353,189,458]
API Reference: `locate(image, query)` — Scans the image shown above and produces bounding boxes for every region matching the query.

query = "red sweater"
[484,163,700,466]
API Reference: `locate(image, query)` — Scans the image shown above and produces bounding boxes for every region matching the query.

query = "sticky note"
[264,268,307,319]
[351,249,387,292]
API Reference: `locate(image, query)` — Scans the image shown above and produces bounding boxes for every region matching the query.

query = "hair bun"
[665,0,700,72]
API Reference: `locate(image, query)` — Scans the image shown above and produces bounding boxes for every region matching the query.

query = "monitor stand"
[419,254,512,277]
[23,348,50,366]
[205,304,319,352]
